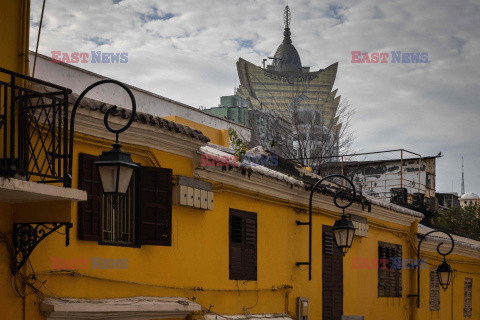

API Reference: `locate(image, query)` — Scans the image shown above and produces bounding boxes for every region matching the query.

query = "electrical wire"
[32,270,292,294]
[32,0,47,78]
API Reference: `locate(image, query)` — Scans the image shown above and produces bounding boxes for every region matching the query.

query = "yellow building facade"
[1,2,479,320]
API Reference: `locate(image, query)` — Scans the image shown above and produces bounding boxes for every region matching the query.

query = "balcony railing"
[0,66,72,187]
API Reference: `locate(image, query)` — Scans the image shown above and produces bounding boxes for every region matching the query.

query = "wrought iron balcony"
[0,66,72,187]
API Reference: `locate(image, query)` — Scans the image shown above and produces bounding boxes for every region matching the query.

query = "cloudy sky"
[30,0,480,194]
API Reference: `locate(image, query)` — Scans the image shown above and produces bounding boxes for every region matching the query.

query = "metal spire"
[284,5,291,28]
[461,157,465,195]
[282,5,292,44]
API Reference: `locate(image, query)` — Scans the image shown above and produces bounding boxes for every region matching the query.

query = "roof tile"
[68,93,210,143]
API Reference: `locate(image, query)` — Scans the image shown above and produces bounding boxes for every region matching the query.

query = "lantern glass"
[332,216,356,254]
[98,165,134,194]
[95,143,138,196]
[437,261,453,290]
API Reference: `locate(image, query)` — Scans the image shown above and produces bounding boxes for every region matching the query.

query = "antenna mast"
[461,157,465,195]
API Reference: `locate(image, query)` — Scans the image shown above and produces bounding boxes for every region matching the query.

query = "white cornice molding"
[74,108,205,159]
[40,296,201,320]
[417,239,480,260]
[417,225,480,259]
[204,314,292,320]
[194,166,420,227]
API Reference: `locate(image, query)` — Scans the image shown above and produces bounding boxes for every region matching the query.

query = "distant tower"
[461,157,465,195]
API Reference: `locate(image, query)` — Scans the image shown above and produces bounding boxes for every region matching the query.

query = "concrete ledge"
[0,177,87,203]
[40,296,201,320]
[204,315,292,320]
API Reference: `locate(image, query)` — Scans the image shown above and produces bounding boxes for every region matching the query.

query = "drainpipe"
[410,219,419,320]
[417,157,422,194]
[20,0,30,77]
[284,286,292,315]
[450,271,455,320]
[400,149,404,189]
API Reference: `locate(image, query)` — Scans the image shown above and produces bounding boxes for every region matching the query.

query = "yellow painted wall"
[343,217,415,319]
[163,115,230,147]
[0,3,478,318]
[1,132,480,319]
[415,252,480,320]
[0,1,31,316]
[0,202,25,319]
[0,0,29,75]
[1,1,479,319]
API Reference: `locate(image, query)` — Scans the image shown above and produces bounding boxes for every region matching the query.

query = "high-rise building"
[235,5,341,162]
[237,6,340,120]
[204,93,292,151]
[204,94,250,127]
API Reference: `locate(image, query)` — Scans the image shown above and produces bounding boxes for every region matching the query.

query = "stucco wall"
[0,130,476,320]
[0,0,29,76]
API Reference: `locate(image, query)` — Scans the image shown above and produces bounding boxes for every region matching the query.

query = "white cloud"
[29,0,480,193]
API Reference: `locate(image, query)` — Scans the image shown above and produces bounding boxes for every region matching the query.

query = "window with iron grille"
[464,278,472,317]
[78,153,172,247]
[378,241,402,297]
[229,209,257,281]
[430,268,440,311]
[102,175,136,245]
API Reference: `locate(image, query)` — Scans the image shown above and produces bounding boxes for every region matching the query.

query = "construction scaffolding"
[310,149,440,205]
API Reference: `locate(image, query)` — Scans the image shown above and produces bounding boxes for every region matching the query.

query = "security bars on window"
[430,269,440,311]
[102,176,136,245]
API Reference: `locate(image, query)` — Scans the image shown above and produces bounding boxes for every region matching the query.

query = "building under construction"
[233,5,341,160]
[319,150,442,213]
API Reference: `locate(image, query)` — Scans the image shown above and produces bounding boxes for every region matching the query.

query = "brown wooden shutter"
[229,214,244,280]
[77,153,102,241]
[322,225,343,320]
[229,209,257,281]
[138,166,172,246]
[323,230,334,255]
[243,212,257,280]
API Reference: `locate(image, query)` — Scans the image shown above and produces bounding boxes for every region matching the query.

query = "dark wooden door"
[322,225,343,320]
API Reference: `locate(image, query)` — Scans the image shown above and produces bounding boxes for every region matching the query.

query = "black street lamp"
[70,79,138,204]
[332,214,356,255]
[296,174,356,280]
[409,230,454,307]
[437,259,453,290]
[95,142,138,197]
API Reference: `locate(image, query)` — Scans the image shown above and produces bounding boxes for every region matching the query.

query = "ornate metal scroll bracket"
[12,222,73,275]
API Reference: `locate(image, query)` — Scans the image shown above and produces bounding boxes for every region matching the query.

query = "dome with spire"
[460,192,480,208]
[272,5,303,73]
[460,193,480,200]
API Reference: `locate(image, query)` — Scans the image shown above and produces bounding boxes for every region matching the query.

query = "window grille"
[378,241,402,297]
[464,278,472,317]
[430,268,440,311]
[102,176,136,245]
